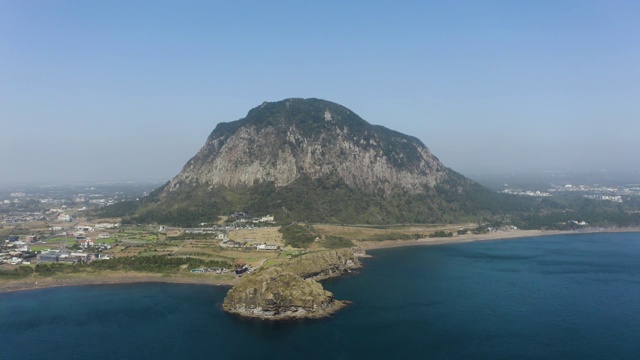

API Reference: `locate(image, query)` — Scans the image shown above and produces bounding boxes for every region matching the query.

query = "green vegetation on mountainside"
[102,171,538,227]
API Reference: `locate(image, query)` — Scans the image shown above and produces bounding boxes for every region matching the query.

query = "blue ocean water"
[1,233,639,360]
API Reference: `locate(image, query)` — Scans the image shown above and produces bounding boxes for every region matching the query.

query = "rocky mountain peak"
[165,98,449,194]
[114,97,503,225]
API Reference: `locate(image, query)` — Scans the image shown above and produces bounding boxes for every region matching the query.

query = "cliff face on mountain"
[167,98,448,194]
[111,98,523,226]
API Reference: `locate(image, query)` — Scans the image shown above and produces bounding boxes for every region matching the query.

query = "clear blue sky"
[1,1,639,185]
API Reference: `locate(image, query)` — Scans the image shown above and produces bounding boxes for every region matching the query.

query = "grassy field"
[111,231,157,242]
[227,227,283,246]
[46,237,75,243]
[7,217,476,278]
[29,245,53,251]
[108,245,144,258]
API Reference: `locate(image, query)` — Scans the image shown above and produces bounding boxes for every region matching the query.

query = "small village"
[0,185,288,276]
[0,208,287,282]
[502,183,640,202]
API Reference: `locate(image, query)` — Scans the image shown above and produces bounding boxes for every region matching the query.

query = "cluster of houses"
[2,212,47,224]
[1,235,110,265]
[1,237,33,265]
[180,213,275,234]
[0,222,117,266]
[2,209,123,226]
[570,220,589,226]
[185,228,226,234]
[190,267,228,274]
[584,194,623,203]
[503,189,552,197]
[232,212,275,223]
[77,238,112,251]
[220,239,279,251]
[53,223,119,249]
[485,225,519,233]
[36,250,95,263]
[56,213,73,222]
[1,206,80,225]
[72,222,120,233]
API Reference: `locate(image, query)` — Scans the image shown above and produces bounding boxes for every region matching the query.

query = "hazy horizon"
[2,1,639,185]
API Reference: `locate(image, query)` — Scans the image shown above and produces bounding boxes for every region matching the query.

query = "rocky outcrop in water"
[222,248,363,320]
[222,267,346,320]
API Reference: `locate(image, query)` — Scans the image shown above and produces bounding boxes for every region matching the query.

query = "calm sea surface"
[2,233,639,360]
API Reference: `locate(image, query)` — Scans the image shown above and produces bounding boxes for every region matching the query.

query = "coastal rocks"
[222,267,346,320]
[222,248,364,320]
[282,248,362,280]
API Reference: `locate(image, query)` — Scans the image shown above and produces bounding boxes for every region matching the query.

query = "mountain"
[110,98,531,225]
[170,98,446,192]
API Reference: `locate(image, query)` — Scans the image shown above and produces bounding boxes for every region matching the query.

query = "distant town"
[502,183,640,203]
[1,207,279,270]
[0,183,159,225]
[0,183,291,276]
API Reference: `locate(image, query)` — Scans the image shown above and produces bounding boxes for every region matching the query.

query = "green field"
[46,237,74,243]
[112,232,157,242]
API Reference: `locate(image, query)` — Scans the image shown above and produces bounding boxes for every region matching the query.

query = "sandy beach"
[3,227,639,294]
[353,227,640,250]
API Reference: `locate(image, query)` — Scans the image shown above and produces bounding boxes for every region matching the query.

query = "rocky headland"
[281,247,362,280]
[222,248,362,320]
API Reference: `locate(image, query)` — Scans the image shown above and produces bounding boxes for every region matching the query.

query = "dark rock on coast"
[222,267,346,320]
[222,248,363,320]
[282,248,362,280]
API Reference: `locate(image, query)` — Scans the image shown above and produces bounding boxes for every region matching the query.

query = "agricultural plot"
[227,227,284,246]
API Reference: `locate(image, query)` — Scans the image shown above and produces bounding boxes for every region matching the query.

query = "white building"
[75,225,95,232]
[95,222,119,229]
[79,239,95,248]
[260,215,275,222]
[57,214,72,222]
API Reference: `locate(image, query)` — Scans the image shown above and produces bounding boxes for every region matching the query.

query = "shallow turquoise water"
[1,233,639,359]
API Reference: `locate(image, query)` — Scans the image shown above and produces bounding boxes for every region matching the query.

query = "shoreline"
[354,227,640,250]
[0,272,236,294]
[3,228,639,295]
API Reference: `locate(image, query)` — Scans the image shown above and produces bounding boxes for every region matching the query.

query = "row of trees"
[87,255,229,273]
